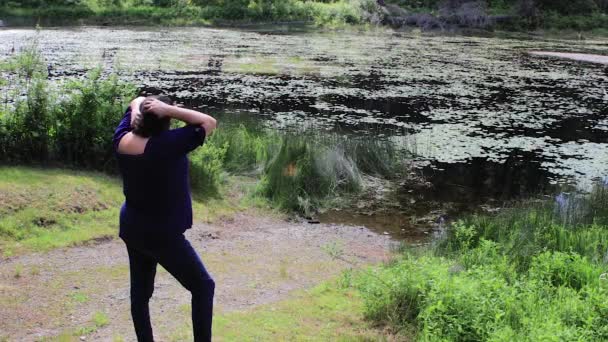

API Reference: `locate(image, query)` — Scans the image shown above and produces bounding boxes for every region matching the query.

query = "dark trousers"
[121,233,215,342]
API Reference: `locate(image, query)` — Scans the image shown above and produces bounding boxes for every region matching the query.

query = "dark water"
[1,26,607,238]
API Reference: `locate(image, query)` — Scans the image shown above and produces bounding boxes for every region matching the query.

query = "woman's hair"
[132,95,172,137]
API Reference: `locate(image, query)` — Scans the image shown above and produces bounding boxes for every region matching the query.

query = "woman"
[113,95,217,342]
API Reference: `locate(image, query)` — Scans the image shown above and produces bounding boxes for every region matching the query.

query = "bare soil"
[0,210,393,341]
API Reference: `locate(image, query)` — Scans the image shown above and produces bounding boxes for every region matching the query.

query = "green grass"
[204,282,393,341]
[0,166,123,257]
[0,166,267,257]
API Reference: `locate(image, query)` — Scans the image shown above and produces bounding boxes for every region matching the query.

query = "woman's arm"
[143,99,217,135]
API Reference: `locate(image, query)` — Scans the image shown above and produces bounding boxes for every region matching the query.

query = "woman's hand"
[142,98,173,118]
[130,97,146,126]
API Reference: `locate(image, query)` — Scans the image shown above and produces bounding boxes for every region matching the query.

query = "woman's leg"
[125,243,158,342]
[155,235,215,342]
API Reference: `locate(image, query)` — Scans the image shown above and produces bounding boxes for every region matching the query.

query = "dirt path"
[529,51,608,65]
[0,211,393,341]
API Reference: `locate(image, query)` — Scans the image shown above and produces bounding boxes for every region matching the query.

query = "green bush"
[189,139,227,198]
[528,251,602,290]
[0,43,135,169]
[0,0,376,26]
[1,79,53,163]
[356,250,608,341]
[53,69,135,170]
[355,186,608,340]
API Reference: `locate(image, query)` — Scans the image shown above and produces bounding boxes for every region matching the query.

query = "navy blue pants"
[121,233,215,342]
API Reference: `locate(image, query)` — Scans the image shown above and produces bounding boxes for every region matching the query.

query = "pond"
[1,26,607,238]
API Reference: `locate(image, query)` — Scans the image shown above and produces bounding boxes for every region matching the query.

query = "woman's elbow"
[202,118,217,135]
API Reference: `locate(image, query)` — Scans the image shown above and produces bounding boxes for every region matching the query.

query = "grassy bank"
[352,185,608,340]
[2,0,608,31]
[0,166,257,257]
[0,0,377,27]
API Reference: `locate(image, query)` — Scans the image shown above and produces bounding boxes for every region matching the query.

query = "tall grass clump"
[259,135,362,213]
[354,183,608,340]
[258,132,409,213]
[192,124,410,213]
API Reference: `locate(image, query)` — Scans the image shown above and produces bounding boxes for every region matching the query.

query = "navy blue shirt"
[113,108,206,240]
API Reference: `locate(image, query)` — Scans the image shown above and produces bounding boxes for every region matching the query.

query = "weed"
[279,259,289,279]
[13,265,22,278]
[71,292,89,303]
[112,335,125,342]
[322,241,345,260]
[93,311,109,328]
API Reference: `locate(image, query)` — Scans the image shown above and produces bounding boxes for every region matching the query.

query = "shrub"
[53,69,135,170]
[0,41,135,169]
[528,251,602,290]
[356,250,608,341]
[2,78,53,163]
[355,185,608,340]
[189,139,227,198]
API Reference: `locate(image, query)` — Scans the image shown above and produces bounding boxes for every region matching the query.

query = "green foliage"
[356,247,608,341]
[259,134,362,213]
[436,187,608,271]
[355,186,608,340]
[54,69,135,169]
[529,251,602,290]
[189,139,227,198]
[208,124,276,173]
[0,41,53,163]
[0,43,135,169]
[0,0,377,26]
[2,79,53,163]
[191,124,408,212]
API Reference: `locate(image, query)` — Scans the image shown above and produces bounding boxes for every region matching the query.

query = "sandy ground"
[0,211,393,341]
[529,51,608,65]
